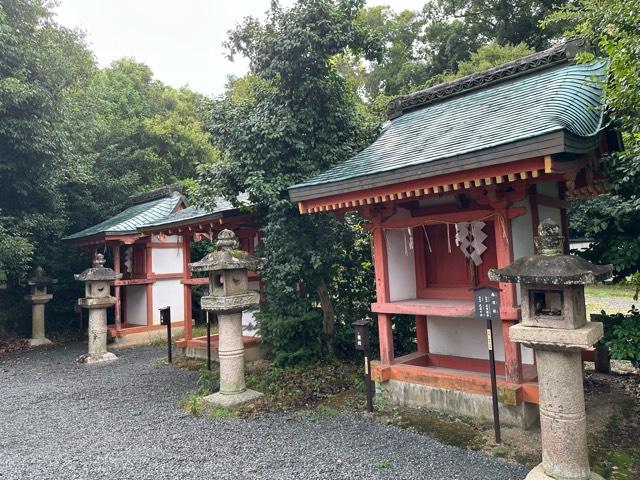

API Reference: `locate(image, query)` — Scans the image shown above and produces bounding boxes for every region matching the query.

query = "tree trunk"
[317,278,335,354]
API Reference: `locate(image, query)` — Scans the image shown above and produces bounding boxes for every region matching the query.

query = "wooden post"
[112,244,121,332]
[493,209,523,384]
[146,242,153,327]
[372,221,394,364]
[416,315,428,354]
[182,233,193,342]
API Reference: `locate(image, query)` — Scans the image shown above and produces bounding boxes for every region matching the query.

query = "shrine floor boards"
[0,343,528,480]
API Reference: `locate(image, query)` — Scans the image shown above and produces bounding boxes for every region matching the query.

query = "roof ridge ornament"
[216,229,239,250]
[387,39,587,119]
[534,218,564,256]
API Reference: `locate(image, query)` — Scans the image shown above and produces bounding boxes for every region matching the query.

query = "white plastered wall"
[508,196,536,365]
[428,317,507,361]
[125,285,147,326]
[152,248,183,275]
[385,208,417,301]
[152,279,184,324]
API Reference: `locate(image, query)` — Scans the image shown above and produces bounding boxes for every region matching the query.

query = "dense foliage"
[599,308,640,367]
[0,0,213,337]
[547,0,640,277]
[197,0,380,362]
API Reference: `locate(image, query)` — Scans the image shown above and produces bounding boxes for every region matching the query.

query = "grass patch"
[374,459,391,469]
[585,285,636,299]
[375,399,484,450]
[492,445,510,458]
[179,391,237,419]
[191,324,219,338]
[240,359,359,414]
[589,394,640,479]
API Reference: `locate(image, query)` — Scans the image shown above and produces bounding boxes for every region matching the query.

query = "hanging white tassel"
[407,228,414,250]
[446,223,452,253]
[403,229,408,256]
[422,225,432,253]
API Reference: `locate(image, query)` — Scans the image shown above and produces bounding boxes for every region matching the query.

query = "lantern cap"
[489,219,613,285]
[352,319,371,327]
[27,266,57,286]
[74,254,122,282]
[189,229,265,273]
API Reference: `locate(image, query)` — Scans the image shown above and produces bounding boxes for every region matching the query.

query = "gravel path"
[0,343,528,480]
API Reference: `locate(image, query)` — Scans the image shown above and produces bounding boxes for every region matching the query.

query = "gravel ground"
[0,343,528,480]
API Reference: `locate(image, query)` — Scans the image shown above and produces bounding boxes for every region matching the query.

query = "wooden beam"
[536,193,568,210]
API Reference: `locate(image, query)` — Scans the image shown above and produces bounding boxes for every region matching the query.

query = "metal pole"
[206,310,211,371]
[167,313,172,364]
[486,318,501,443]
[364,351,374,413]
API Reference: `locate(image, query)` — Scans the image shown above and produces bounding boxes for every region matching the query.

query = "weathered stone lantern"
[24,266,57,346]
[190,229,265,407]
[490,219,612,480]
[75,253,122,363]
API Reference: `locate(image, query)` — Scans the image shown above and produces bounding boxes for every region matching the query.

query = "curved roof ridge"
[387,39,586,119]
[63,194,184,241]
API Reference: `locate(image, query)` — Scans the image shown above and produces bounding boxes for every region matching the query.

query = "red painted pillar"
[416,315,428,354]
[112,244,121,331]
[372,221,394,364]
[182,233,193,342]
[146,242,153,327]
[493,209,523,384]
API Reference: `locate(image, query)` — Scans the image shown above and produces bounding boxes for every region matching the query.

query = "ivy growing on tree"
[197,0,381,363]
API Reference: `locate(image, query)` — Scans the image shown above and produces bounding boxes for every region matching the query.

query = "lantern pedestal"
[25,294,53,346]
[490,219,612,480]
[74,254,121,364]
[511,323,604,480]
[77,297,119,363]
[191,229,265,409]
[24,266,57,347]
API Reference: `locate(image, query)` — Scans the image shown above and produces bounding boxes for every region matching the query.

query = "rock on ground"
[0,343,528,480]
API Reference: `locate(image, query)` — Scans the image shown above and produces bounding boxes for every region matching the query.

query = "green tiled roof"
[63,194,183,241]
[140,194,250,230]
[289,60,606,194]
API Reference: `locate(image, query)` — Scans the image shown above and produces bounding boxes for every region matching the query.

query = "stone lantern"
[24,266,57,346]
[489,219,612,480]
[75,253,122,363]
[190,229,265,407]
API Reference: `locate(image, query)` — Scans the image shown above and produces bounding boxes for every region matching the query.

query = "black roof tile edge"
[387,39,586,119]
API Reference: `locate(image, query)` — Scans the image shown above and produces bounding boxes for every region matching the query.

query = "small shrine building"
[288,40,620,426]
[64,186,261,357]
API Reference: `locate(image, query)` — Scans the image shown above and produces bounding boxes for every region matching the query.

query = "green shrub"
[599,308,640,367]
[255,302,325,366]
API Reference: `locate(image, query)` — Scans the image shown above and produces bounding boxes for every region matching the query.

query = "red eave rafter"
[142,213,255,236]
[297,157,546,214]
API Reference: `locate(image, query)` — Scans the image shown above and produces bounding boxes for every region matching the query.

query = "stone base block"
[378,379,539,429]
[203,389,263,408]
[525,464,604,480]
[77,352,118,364]
[29,338,52,347]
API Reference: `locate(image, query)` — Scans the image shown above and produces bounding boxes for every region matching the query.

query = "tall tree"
[422,0,566,74]
[0,0,95,335]
[546,0,640,277]
[197,0,380,361]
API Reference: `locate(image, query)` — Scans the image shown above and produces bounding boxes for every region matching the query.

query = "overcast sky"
[53,0,425,96]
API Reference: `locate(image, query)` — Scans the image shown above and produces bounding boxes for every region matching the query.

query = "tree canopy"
[547,0,640,277]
